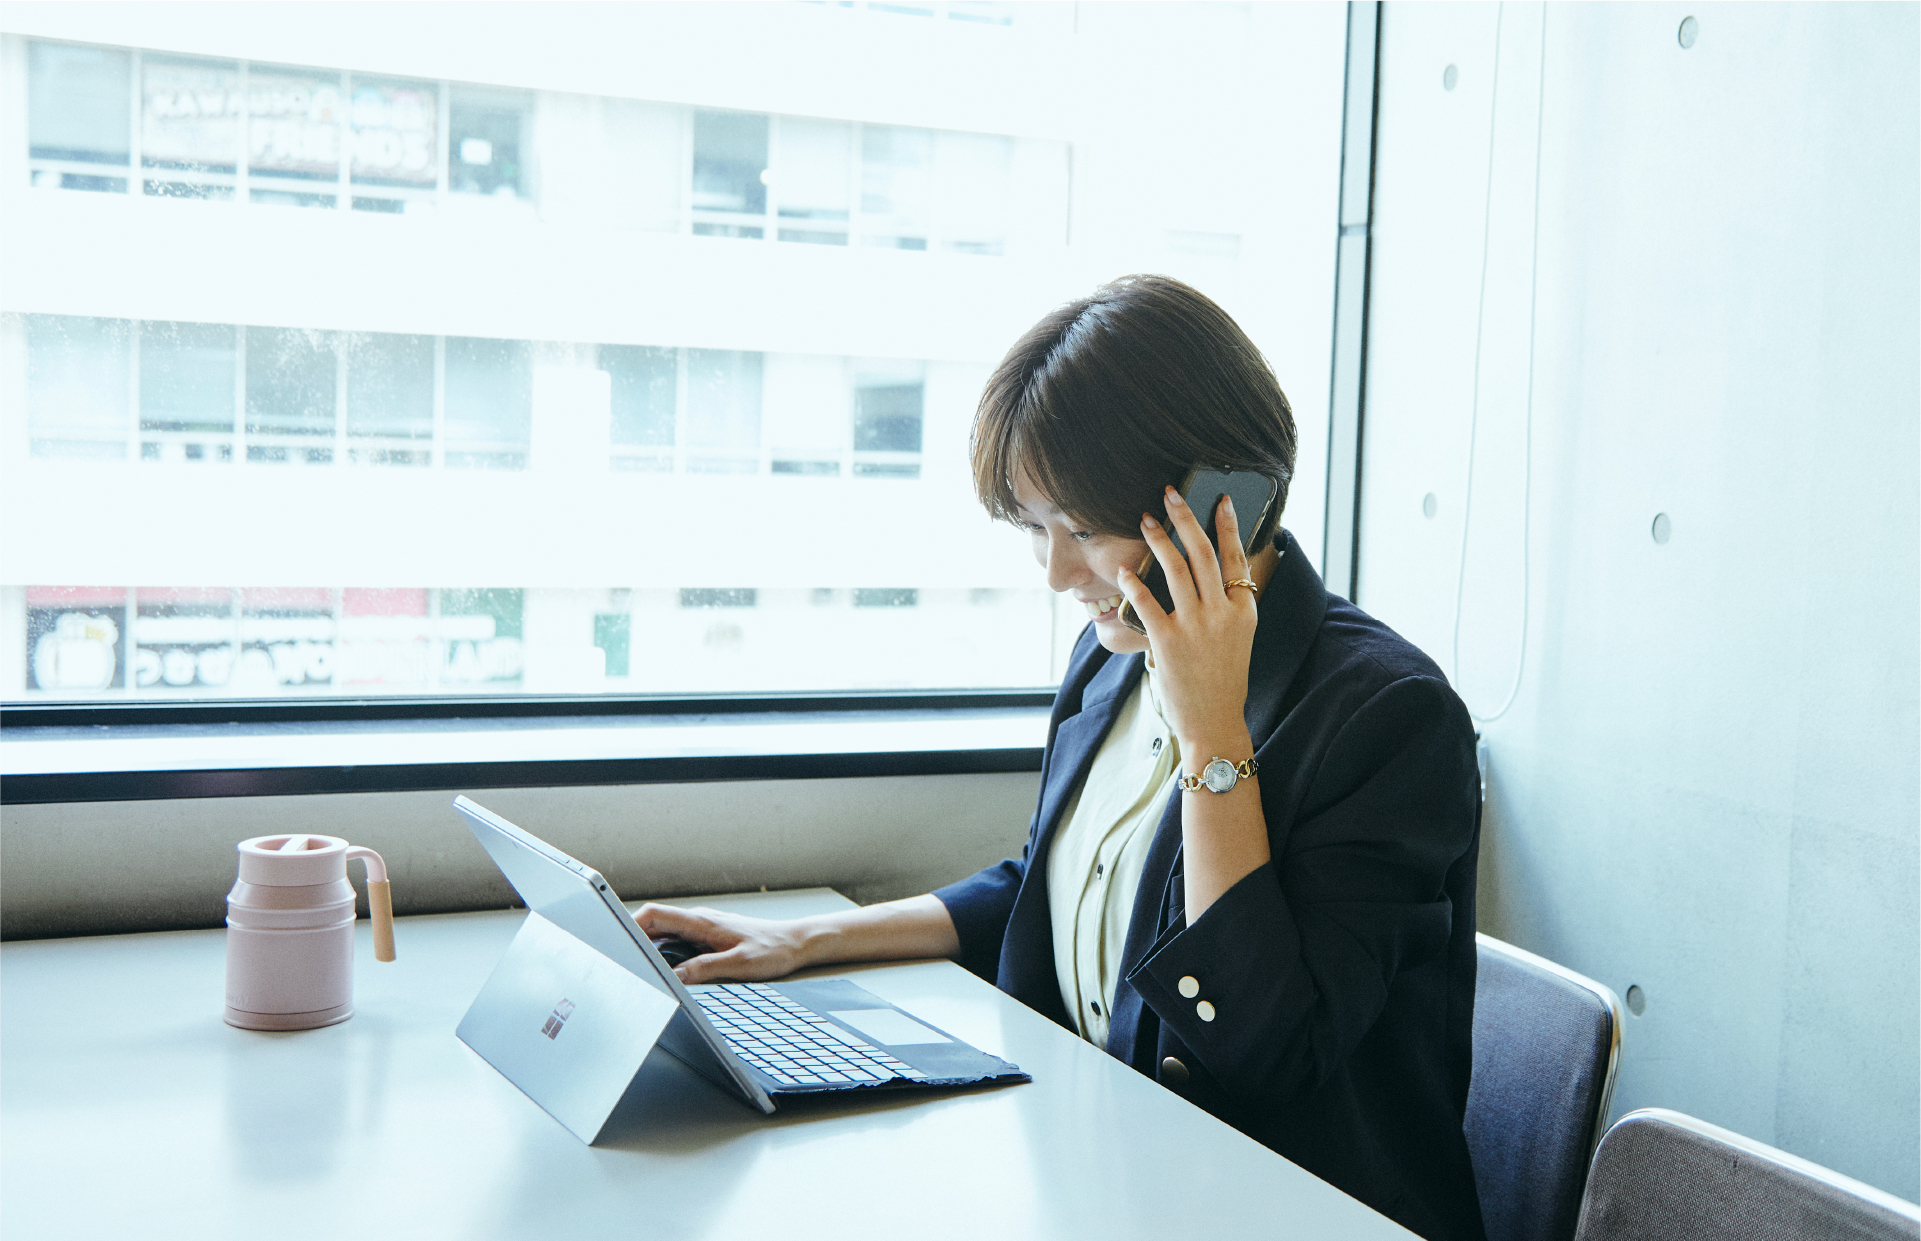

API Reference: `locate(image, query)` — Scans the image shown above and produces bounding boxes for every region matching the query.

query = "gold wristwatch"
[1178,756,1259,794]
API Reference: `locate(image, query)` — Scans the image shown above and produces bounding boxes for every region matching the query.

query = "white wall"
[1361,1,1918,1199]
[0,771,1040,940]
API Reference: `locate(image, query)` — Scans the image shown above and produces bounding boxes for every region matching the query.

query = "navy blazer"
[935,531,1486,1241]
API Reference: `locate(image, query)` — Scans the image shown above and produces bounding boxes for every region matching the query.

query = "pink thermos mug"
[224,834,396,1031]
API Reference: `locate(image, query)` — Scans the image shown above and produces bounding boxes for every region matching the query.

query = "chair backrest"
[1574,1108,1921,1241]
[1466,933,1623,1241]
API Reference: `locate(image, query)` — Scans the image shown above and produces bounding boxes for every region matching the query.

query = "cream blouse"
[1045,667,1182,1046]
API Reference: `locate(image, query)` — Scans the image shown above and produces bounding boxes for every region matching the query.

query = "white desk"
[1,889,1416,1240]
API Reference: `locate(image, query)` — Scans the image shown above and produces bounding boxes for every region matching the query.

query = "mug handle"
[345,847,397,963]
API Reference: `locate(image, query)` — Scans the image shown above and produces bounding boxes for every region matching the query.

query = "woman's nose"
[1042,533,1086,595]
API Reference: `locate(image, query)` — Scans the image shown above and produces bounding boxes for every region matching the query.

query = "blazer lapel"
[997,647,1144,1027]
[1243,531,1330,746]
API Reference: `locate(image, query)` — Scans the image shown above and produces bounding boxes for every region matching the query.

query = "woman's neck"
[1247,539,1283,594]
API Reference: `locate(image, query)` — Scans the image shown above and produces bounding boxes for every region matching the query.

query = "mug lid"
[236,834,349,886]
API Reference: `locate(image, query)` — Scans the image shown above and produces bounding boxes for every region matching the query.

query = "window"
[248,66,344,206]
[141,55,241,200]
[28,42,130,189]
[26,315,130,459]
[345,333,435,460]
[140,322,238,459]
[449,86,531,200]
[4,8,1343,702]
[776,117,852,245]
[684,349,763,474]
[860,125,933,250]
[604,345,678,471]
[246,328,337,459]
[20,41,1069,248]
[691,109,770,237]
[852,361,925,478]
[350,76,439,211]
[444,337,533,468]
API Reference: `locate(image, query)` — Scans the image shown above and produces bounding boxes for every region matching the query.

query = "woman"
[638,275,1486,1241]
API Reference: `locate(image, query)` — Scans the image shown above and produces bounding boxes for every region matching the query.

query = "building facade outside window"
[0,3,1347,700]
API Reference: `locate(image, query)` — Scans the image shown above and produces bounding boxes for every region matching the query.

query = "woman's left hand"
[1116,486,1261,755]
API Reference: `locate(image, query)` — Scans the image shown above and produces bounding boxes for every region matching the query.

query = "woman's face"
[1012,468,1151,656]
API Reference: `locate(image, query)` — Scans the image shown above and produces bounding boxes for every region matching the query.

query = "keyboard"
[695,983,931,1087]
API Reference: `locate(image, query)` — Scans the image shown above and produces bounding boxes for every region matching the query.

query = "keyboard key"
[709,984,934,1088]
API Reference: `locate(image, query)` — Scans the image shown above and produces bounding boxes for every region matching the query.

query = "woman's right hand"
[632,902,813,984]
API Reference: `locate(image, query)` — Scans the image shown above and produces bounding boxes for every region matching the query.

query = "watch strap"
[1177,755,1259,792]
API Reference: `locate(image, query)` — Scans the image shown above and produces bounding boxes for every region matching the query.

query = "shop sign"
[31,612,121,691]
[142,58,242,168]
[349,81,438,185]
[249,69,345,178]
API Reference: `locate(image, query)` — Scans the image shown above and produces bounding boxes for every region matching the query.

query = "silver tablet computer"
[452,796,1028,1143]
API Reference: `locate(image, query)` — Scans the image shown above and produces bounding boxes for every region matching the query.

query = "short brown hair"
[970,274,1297,544]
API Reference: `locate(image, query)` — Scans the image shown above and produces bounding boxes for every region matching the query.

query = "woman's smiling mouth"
[1082,593,1123,619]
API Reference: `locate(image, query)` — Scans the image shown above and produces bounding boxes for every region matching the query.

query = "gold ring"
[1225,579,1260,595]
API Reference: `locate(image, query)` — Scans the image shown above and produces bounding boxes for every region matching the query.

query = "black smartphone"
[1118,466,1280,635]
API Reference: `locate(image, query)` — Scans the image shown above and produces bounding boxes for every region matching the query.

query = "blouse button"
[1177,976,1200,999]
[1196,1000,1217,1023]
[1095,863,1104,879]
[1151,737,1163,756]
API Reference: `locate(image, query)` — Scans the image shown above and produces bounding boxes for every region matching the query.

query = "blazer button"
[1196,1000,1217,1022]
[1178,976,1199,999]
[1160,1056,1189,1086]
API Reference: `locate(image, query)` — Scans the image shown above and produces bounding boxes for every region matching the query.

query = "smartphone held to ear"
[1118,466,1279,635]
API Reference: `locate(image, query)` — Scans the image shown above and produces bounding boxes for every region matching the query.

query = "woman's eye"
[1071,530,1094,542]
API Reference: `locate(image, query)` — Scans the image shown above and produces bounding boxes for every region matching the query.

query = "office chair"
[1465,933,1623,1241]
[1573,1107,1921,1241]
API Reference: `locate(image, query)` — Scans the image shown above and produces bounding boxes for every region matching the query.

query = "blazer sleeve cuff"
[1126,861,1303,1063]
[933,859,1024,981]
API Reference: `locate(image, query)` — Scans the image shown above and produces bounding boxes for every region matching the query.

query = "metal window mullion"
[1322,0,1381,603]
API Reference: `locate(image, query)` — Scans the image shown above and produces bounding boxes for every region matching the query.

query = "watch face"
[1202,757,1238,793]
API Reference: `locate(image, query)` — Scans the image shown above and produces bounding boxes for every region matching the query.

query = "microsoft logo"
[541,998,577,1039]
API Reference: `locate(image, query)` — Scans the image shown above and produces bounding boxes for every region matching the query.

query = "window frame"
[0,688,1057,804]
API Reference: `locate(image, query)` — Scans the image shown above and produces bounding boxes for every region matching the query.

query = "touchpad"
[828,1008,953,1046]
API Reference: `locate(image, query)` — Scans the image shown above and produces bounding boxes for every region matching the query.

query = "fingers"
[1140,509,1201,613]
[1215,494,1252,583]
[633,902,693,936]
[635,903,735,948]
[1115,556,1168,637]
[1160,486,1224,602]
[676,945,754,985]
